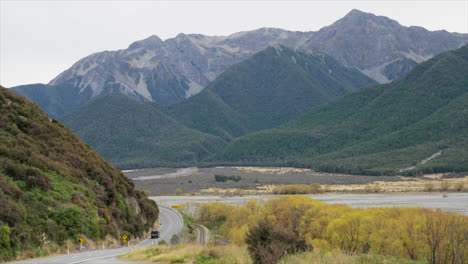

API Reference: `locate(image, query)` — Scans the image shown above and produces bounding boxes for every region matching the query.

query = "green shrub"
[272,184,322,194]
[50,205,84,237]
[195,254,218,264]
[214,175,242,182]
[170,234,180,245]
[246,220,310,264]
[170,256,185,263]
[0,226,12,260]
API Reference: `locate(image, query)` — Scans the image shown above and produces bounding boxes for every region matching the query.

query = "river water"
[150,193,468,215]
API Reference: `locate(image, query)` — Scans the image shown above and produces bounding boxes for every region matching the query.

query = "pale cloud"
[1,0,467,87]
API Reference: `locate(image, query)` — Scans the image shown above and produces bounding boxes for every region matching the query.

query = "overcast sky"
[1,0,467,87]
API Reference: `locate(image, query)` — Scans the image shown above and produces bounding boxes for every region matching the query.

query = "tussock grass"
[120,244,251,264]
[280,250,427,264]
[121,244,204,263]
[280,250,352,264]
[205,244,251,264]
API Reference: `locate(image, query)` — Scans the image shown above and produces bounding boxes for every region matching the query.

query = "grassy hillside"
[167,46,375,140]
[61,93,226,169]
[214,44,468,175]
[0,87,158,261]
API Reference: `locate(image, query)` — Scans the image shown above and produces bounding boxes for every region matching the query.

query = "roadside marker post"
[122,235,129,246]
[78,238,85,251]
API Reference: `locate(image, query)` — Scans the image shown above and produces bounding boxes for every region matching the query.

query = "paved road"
[156,206,184,243]
[11,206,184,264]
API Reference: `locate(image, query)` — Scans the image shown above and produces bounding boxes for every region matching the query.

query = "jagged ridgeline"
[0,87,158,260]
[60,45,374,169]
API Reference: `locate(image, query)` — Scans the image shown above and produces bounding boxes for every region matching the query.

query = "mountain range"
[8,9,468,175]
[61,46,374,168]
[11,9,467,118]
[215,44,468,175]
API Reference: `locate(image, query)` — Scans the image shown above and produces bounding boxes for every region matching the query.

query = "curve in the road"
[157,206,185,242]
[10,206,184,264]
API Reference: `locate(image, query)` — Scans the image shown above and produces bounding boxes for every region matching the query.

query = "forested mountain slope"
[61,93,226,169]
[167,46,375,140]
[215,44,468,175]
[60,46,373,168]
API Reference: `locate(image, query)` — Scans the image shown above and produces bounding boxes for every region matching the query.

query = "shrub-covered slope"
[0,87,158,261]
[168,46,375,140]
[215,44,468,175]
[61,93,226,169]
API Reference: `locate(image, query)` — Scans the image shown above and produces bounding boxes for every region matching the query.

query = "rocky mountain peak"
[19,10,467,117]
[128,35,163,50]
[335,9,401,29]
[305,9,467,83]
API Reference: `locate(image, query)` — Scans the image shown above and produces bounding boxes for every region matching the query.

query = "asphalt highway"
[11,206,184,264]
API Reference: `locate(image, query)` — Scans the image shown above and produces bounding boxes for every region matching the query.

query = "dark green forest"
[61,46,374,168]
[214,45,468,175]
[61,93,226,169]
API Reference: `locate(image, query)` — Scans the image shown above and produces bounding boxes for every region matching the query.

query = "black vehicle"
[151,230,160,239]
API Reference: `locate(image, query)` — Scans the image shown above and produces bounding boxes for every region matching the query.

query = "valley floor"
[124,166,467,195]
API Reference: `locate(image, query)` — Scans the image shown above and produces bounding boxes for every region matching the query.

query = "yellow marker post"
[122,235,129,246]
[78,238,85,251]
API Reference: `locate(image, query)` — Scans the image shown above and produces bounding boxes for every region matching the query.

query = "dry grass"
[200,186,272,195]
[280,250,353,264]
[200,174,467,195]
[120,244,251,264]
[120,244,427,264]
[325,174,467,193]
[206,244,252,264]
[221,166,315,174]
[120,244,204,263]
[280,250,426,264]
